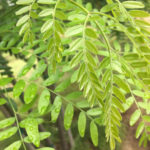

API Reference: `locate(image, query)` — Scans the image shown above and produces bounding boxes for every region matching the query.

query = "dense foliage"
[1,0,150,150]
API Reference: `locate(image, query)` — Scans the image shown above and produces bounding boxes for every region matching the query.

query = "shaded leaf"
[90,121,98,146]
[64,104,74,130]
[0,127,18,141]
[78,112,86,137]
[51,96,62,122]
[4,140,21,150]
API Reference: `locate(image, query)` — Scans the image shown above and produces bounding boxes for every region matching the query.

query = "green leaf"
[39,9,53,17]
[51,96,62,122]
[37,0,56,4]
[87,108,102,116]
[20,96,37,113]
[0,77,13,86]
[129,10,150,17]
[78,112,86,137]
[123,53,139,61]
[38,132,51,141]
[136,122,144,139]
[100,3,117,13]
[0,127,18,141]
[123,97,134,111]
[38,89,50,115]
[16,15,29,26]
[76,100,90,108]
[85,27,97,39]
[0,117,15,129]
[90,121,98,146]
[16,0,34,5]
[64,104,74,130]
[25,118,40,147]
[4,140,22,150]
[24,83,37,104]
[113,86,126,103]
[68,38,83,52]
[30,60,47,80]
[65,25,83,37]
[43,75,57,86]
[13,80,25,98]
[86,52,97,66]
[71,70,78,83]
[130,110,141,126]
[18,55,36,77]
[112,96,124,112]
[54,79,70,92]
[19,118,43,128]
[24,132,51,143]
[41,20,53,33]
[130,61,147,68]
[143,115,150,122]
[0,98,7,105]
[55,21,64,34]
[113,75,130,93]
[19,22,30,35]
[70,51,83,68]
[65,91,82,100]
[135,20,150,27]
[122,1,144,9]
[55,10,66,20]
[16,6,30,15]
[85,40,98,54]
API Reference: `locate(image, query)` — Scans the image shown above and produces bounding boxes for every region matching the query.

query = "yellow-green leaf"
[0,117,15,129]
[130,110,141,126]
[0,127,18,141]
[122,1,144,9]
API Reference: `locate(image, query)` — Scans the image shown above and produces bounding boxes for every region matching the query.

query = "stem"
[4,88,27,150]
[69,0,89,14]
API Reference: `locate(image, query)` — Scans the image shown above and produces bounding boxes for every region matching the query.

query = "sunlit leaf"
[38,89,50,115]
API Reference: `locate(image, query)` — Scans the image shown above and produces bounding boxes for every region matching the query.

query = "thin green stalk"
[69,0,89,14]
[3,87,27,150]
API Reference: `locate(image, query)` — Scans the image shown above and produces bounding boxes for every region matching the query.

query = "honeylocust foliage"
[0,0,150,150]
